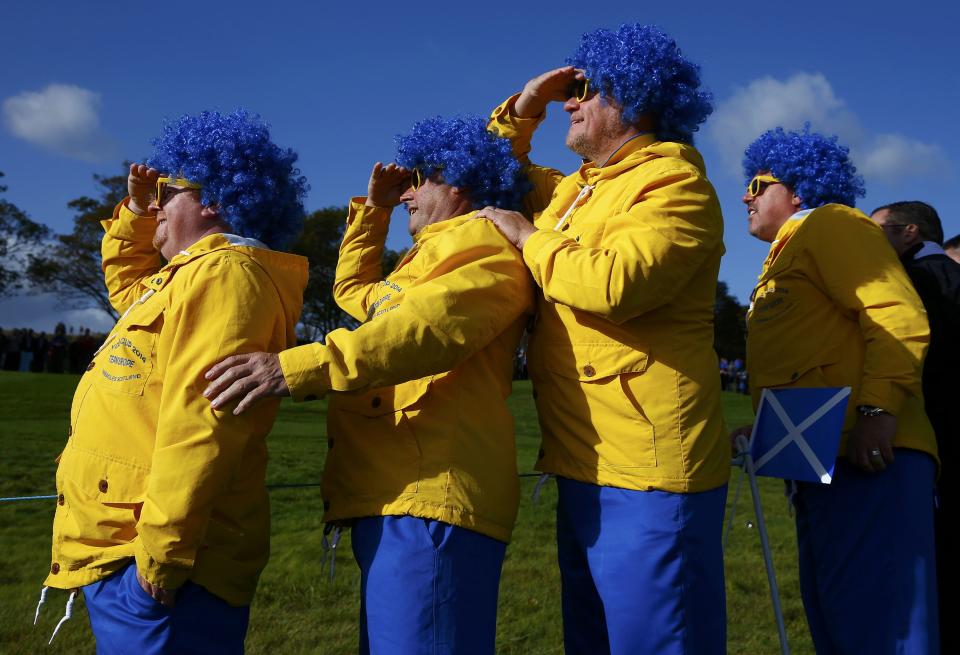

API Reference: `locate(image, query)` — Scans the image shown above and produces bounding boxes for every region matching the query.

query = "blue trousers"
[351,515,507,655]
[556,477,727,655]
[794,449,939,654]
[82,561,249,655]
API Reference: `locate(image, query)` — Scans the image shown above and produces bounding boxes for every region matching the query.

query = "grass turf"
[0,370,813,654]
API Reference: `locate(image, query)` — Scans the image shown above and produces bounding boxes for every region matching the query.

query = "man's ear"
[791,193,803,208]
[904,223,921,241]
[450,186,465,196]
[200,204,221,219]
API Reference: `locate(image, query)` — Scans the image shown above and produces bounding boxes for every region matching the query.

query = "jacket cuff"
[279,343,330,401]
[522,229,569,287]
[348,197,392,225]
[488,94,545,158]
[134,541,190,592]
[100,198,158,241]
[857,381,908,416]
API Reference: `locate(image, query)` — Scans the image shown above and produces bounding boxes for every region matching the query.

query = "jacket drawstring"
[532,473,553,505]
[553,184,594,231]
[33,586,48,626]
[34,586,77,645]
[321,524,342,581]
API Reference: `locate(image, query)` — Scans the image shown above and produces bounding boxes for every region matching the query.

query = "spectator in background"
[31,331,49,372]
[18,329,34,372]
[944,234,960,264]
[737,126,938,653]
[48,323,68,374]
[871,200,960,652]
[4,328,20,371]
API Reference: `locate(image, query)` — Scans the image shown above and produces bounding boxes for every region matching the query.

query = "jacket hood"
[168,232,309,330]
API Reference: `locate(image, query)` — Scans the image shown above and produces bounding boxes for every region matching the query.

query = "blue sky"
[2,1,958,331]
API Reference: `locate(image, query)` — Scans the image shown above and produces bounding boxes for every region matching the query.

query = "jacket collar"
[576,133,659,185]
[903,240,946,261]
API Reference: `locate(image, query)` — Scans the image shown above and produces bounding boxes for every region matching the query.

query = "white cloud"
[2,83,116,162]
[705,72,948,184]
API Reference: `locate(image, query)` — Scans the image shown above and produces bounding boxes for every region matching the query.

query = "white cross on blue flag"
[749,387,851,484]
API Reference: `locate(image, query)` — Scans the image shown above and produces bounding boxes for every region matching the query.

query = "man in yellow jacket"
[204,116,533,654]
[476,24,728,654]
[38,110,308,654]
[739,126,938,653]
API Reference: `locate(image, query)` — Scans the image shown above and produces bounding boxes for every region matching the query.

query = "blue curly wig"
[567,24,713,144]
[147,109,308,249]
[743,125,866,209]
[395,115,529,210]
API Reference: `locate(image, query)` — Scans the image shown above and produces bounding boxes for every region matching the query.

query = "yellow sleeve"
[806,210,929,413]
[488,94,564,218]
[133,254,283,590]
[100,199,162,315]
[279,221,532,400]
[332,198,392,321]
[521,164,723,324]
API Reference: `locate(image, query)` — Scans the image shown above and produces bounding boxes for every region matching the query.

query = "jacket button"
[57,494,65,506]
[154,277,163,284]
[50,562,60,574]
[67,425,72,436]
[583,365,596,377]
[304,394,317,401]
[86,362,95,371]
[790,372,798,380]
[98,479,108,493]
[371,396,381,408]
[561,223,570,231]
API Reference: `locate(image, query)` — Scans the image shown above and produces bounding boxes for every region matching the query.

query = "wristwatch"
[856,405,889,417]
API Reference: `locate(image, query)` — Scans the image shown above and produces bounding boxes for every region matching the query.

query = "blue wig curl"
[743,125,866,209]
[567,24,713,144]
[395,115,529,210]
[147,109,308,249]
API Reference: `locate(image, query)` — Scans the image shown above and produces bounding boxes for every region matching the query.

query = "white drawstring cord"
[33,586,48,625]
[553,185,594,231]
[48,589,77,644]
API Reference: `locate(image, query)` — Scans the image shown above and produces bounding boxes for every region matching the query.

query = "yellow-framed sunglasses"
[567,77,591,102]
[409,168,425,191]
[156,176,201,207]
[747,174,780,197]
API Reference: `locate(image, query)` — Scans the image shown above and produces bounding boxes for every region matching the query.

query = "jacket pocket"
[542,342,657,470]
[56,444,148,563]
[323,384,427,504]
[93,303,164,397]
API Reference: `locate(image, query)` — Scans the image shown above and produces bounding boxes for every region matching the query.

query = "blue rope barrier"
[2,474,549,504]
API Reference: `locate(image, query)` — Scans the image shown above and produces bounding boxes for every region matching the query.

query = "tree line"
[0,166,745,357]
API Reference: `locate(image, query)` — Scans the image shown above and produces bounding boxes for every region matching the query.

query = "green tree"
[0,171,50,297]
[290,206,403,341]
[26,170,127,320]
[714,280,747,361]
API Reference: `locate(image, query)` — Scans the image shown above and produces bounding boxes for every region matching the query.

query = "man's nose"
[563,97,579,113]
[400,187,414,203]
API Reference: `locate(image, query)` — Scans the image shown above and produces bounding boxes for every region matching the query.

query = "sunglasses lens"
[411,169,420,190]
[749,178,760,196]
[576,79,588,102]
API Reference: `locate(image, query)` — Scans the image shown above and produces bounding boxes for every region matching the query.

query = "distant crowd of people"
[718,357,749,394]
[0,323,103,374]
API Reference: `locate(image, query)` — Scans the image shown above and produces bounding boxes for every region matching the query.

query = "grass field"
[0,370,814,654]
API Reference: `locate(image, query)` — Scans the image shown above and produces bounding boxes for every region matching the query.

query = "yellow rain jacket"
[488,96,729,493]
[45,201,308,606]
[747,205,936,459]
[278,200,533,542]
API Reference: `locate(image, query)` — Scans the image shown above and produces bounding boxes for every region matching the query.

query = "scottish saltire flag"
[749,387,851,484]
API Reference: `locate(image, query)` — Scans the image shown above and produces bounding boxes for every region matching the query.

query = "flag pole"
[736,435,790,655]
